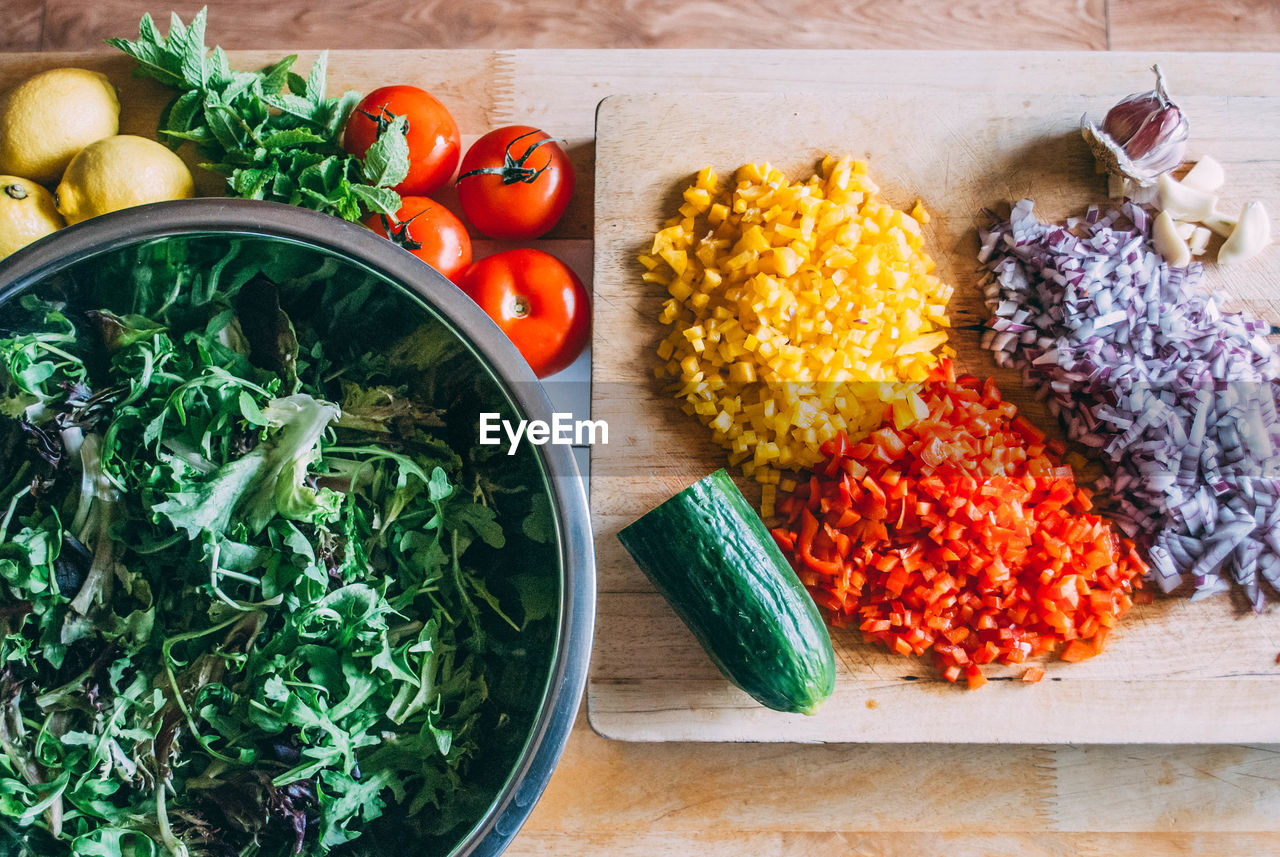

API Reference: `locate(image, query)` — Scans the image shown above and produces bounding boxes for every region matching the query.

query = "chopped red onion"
[980,199,1280,609]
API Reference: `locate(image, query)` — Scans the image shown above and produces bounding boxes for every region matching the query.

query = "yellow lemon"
[56,135,194,225]
[0,68,120,185]
[0,176,64,258]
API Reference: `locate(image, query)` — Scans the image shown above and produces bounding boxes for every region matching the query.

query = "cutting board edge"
[584,677,1280,744]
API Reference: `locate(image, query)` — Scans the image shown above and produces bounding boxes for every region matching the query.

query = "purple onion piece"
[979,198,1280,606]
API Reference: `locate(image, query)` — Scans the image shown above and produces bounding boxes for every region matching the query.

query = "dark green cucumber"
[617,469,835,715]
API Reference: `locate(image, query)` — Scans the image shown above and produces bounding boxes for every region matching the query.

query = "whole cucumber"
[617,469,836,715]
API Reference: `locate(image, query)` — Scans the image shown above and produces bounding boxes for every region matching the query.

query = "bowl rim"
[0,197,596,857]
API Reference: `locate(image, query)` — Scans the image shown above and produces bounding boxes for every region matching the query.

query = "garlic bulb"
[1082,65,1189,187]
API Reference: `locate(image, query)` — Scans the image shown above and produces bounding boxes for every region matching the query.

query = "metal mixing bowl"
[0,198,594,857]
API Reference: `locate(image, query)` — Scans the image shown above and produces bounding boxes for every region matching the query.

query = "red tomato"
[343,85,460,196]
[363,197,472,280]
[454,249,590,378]
[456,126,574,240]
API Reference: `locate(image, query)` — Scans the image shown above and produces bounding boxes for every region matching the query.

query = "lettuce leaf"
[154,393,342,537]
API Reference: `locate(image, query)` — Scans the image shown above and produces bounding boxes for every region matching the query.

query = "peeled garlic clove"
[1173,220,1197,241]
[1201,208,1239,239]
[1157,173,1217,222]
[1153,210,1193,268]
[1181,155,1225,193]
[1189,226,1212,256]
[1218,201,1271,265]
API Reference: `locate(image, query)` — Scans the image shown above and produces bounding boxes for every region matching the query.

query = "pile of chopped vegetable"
[642,157,954,485]
[981,199,1280,608]
[770,361,1146,687]
[0,238,557,856]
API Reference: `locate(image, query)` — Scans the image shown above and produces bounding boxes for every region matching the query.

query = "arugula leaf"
[316,770,390,848]
[69,826,160,857]
[521,491,555,545]
[0,297,87,420]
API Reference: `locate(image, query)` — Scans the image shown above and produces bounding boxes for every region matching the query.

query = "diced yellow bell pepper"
[643,156,954,494]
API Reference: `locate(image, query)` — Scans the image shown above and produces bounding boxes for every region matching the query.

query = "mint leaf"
[349,184,401,219]
[178,9,208,87]
[360,114,409,188]
[107,11,198,89]
[262,128,329,149]
[305,50,328,104]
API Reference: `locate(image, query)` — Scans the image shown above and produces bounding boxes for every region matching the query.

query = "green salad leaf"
[0,237,556,857]
[154,393,342,539]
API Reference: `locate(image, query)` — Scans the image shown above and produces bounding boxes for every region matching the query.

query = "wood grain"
[524,714,1055,831]
[35,0,1107,51]
[590,86,1280,742]
[506,833,1280,857]
[1049,745,1280,830]
[17,0,1280,55]
[1111,0,1280,51]
[505,711,1280,855]
[0,0,43,52]
[5,0,1276,55]
[502,50,1280,151]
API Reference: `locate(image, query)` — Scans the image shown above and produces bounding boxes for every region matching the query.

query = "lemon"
[0,68,120,185]
[56,135,194,225]
[0,176,63,258]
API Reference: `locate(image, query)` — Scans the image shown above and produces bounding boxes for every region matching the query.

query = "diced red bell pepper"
[771,359,1144,690]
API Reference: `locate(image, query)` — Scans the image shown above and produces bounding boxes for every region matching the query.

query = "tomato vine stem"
[457,130,565,185]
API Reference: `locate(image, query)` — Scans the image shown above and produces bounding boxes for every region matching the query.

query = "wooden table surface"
[6,0,1280,53]
[2,47,1280,857]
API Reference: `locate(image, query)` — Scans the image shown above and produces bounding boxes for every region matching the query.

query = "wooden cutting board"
[589,90,1280,743]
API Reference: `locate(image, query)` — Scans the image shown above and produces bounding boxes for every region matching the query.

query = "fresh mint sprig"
[108,9,407,221]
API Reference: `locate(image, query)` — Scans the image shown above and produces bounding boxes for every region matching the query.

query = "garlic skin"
[1082,65,1189,187]
[1107,173,1127,200]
